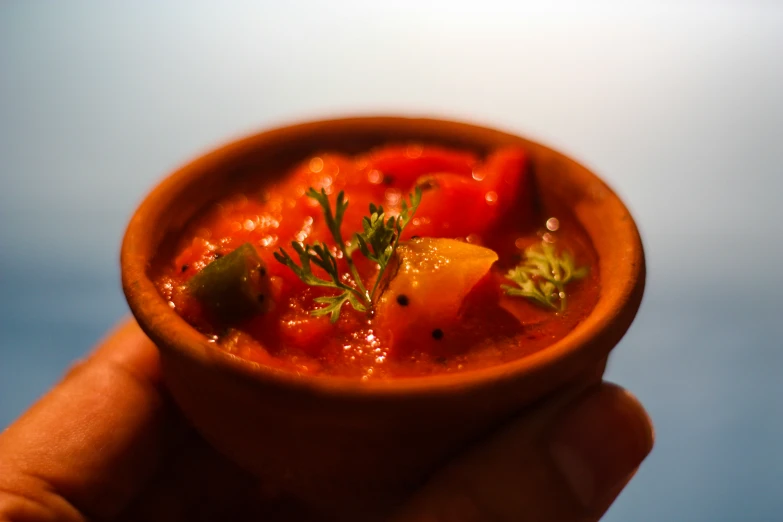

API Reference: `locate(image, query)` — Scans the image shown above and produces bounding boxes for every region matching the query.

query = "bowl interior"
[121,116,645,398]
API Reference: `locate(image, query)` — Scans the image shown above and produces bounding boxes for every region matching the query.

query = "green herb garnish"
[502,242,588,311]
[274,187,422,322]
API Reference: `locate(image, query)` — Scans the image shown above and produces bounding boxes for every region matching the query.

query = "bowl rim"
[121,115,645,400]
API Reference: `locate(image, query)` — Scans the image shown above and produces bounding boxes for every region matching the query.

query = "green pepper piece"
[187,242,271,322]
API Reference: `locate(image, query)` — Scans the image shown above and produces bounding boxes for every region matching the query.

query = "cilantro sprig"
[502,242,588,311]
[352,189,422,300]
[274,187,422,322]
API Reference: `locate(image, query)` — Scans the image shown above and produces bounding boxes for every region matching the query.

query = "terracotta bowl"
[121,116,645,520]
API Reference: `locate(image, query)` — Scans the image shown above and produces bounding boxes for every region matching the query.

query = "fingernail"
[549,384,654,509]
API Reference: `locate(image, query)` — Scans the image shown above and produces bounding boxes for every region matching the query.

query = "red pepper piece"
[477,146,534,230]
[368,144,479,187]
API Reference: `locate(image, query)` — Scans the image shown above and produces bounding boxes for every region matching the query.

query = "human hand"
[0,320,653,521]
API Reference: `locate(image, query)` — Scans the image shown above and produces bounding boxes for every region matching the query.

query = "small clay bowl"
[121,116,645,520]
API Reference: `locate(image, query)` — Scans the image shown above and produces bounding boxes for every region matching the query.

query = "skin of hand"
[0,320,653,522]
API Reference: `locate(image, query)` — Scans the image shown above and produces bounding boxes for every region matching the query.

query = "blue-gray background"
[1,2,781,520]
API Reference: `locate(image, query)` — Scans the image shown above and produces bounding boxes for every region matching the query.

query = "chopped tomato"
[278,313,334,357]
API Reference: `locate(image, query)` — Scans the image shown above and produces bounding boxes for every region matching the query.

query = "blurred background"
[1,1,781,520]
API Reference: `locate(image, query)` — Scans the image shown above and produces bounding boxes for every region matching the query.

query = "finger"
[0,319,180,522]
[391,382,654,522]
[117,428,278,522]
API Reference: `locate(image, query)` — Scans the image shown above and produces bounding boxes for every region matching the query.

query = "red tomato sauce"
[155,144,599,379]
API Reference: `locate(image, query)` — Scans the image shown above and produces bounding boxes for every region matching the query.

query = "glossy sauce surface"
[155,144,599,379]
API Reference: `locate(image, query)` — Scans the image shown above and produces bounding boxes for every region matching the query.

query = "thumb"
[391,382,654,522]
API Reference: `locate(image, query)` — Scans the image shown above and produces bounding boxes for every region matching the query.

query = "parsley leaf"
[274,186,422,322]
[354,186,422,300]
[502,242,588,311]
